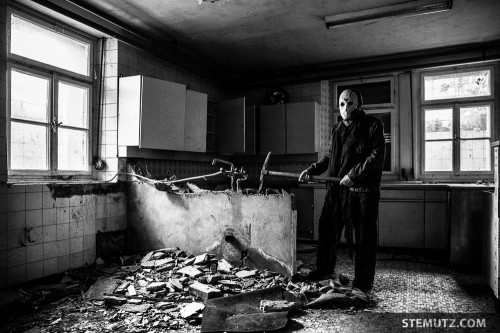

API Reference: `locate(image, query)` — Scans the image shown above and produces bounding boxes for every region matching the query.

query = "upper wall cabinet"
[215,97,256,155]
[118,75,207,152]
[260,101,320,155]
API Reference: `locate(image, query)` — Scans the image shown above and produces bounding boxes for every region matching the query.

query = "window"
[333,77,397,175]
[420,66,494,178]
[7,11,93,179]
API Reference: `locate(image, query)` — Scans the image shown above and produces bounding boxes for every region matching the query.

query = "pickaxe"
[258,152,341,193]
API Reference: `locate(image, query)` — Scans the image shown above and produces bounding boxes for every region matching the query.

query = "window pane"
[11,14,90,76]
[11,69,49,123]
[425,108,453,140]
[460,105,490,139]
[58,129,89,171]
[424,69,491,101]
[425,141,452,171]
[460,139,491,171]
[58,82,89,129]
[11,121,48,170]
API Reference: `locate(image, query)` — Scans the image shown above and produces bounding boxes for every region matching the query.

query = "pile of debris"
[1,247,375,332]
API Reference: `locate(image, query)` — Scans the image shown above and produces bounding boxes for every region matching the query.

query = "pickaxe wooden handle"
[258,152,340,193]
[262,170,341,183]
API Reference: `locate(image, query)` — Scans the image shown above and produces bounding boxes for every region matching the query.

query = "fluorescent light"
[325,0,453,28]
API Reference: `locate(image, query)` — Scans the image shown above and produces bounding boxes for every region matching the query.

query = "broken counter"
[126,183,298,277]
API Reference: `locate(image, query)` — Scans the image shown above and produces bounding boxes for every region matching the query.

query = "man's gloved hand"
[299,170,310,182]
[340,175,354,187]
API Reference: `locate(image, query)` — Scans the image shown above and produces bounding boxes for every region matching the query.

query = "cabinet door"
[118,76,142,146]
[140,77,186,150]
[260,104,286,155]
[292,188,314,239]
[424,190,448,249]
[378,190,425,248]
[216,97,245,154]
[185,90,207,152]
[286,102,320,154]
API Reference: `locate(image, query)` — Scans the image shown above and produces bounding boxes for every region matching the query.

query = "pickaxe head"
[258,151,271,193]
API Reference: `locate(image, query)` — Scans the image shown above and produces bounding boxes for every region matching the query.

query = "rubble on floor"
[0,247,376,333]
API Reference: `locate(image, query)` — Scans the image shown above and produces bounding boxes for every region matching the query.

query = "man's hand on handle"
[299,170,310,182]
[340,175,354,187]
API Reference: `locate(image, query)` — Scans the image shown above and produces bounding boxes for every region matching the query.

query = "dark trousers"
[316,190,380,291]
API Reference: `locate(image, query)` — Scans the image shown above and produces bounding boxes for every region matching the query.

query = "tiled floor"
[286,246,500,332]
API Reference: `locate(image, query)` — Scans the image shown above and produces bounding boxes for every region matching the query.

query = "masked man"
[299,89,385,294]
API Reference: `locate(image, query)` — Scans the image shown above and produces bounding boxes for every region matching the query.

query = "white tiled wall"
[0,184,127,288]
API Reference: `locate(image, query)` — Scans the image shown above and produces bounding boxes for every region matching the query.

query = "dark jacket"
[307,110,386,191]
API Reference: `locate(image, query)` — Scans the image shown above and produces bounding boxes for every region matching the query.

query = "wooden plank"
[185,90,207,152]
[216,97,245,154]
[260,104,286,155]
[140,77,186,150]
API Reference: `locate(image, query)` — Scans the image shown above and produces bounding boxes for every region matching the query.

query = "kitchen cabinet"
[424,190,448,249]
[118,75,207,152]
[260,101,320,155]
[292,185,326,240]
[215,98,256,155]
[378,190,425,247]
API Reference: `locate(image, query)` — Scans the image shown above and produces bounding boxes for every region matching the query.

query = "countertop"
[299,182,494,190]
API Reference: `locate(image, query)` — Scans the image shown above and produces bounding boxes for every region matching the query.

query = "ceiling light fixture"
[325,0,453,29]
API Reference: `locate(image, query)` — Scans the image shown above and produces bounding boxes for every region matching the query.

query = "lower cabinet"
[293,186,449,249]
[378,188,448,249]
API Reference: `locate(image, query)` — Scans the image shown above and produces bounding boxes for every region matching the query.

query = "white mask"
[339,90,360,121]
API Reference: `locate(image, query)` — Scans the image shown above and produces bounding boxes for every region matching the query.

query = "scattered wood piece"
[179,302,205,319]
[188,281,222,300]
[177,266,203,278]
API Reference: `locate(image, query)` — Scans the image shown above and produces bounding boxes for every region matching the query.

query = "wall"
[126,183,297,277]
[0,183,126,288]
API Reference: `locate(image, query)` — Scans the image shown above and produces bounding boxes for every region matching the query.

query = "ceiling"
[22,0,500,81]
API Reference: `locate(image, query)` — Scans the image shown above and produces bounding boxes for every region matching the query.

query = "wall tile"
[27,260,44,281]
[29,226,42,244]
[70,237,83,254]
[44,258,58,276]
[43,241,58,259]
[26,192,43,210]
[0,213,6,231]
[7,229,23,249]
[70,252,83,269]
[55,197,70,208]
[83,235,95,251]
[87,206,96,221]
[95,204,105,219]
[25,185,43,193]
[7,247,25,267]
[42,208,56,226]
[42,191,55,209]
[83,219,96,236]
[57,223,69,240]
[84,249,96,265]
[0,232,5,250]
[57,239,69,256]
[69,221,84,238]
[56,255,69,273]
[7,211,25,230]
[7,193,25,212]
[26,209,43,228]
[69,195,82,207]
[26,243,43,263]
[0,250,6,269]
[42,225,57,243]
[8,265,26,286]
[56,207,69,224]
[70,206,87,222]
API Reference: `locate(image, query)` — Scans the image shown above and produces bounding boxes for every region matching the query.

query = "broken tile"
[217,259,233,273]
[120,303,152,313]
[235,269,257,279]
[188,281,222,300]
[260,300,301,313]
[103,295,127,305]
[177,266,203,278]
[179,302,205,319]
[84,278,121,301]
[146,282,166,292]
[127,285,137,296]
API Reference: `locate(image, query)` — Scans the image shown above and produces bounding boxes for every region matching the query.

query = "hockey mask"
[339,89,360,121]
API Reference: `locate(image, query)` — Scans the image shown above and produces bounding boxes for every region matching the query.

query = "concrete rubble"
[0,247,376,332]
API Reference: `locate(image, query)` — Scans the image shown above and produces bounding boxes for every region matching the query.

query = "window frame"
[333,76,399,178]
[416,64,496,181]
[6,9,95,181]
